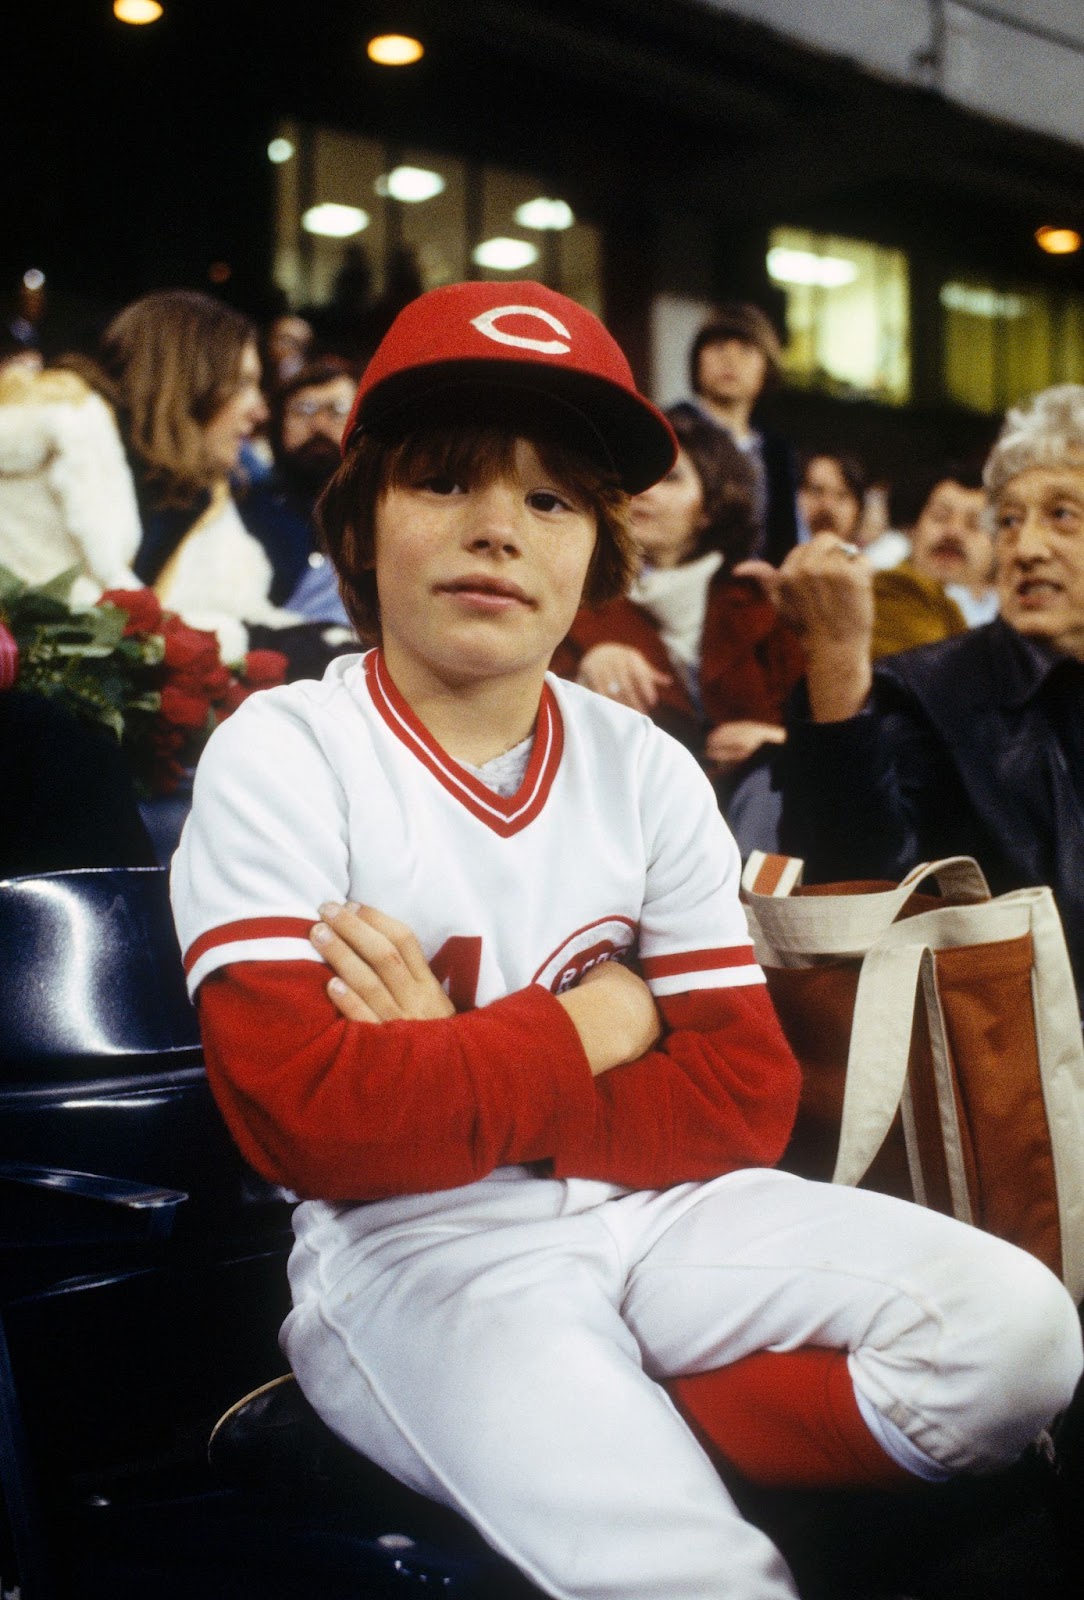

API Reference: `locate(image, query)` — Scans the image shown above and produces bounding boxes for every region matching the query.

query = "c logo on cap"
[470,305,572,356]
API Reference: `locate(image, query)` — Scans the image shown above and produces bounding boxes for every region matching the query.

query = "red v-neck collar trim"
[363,649,564,837]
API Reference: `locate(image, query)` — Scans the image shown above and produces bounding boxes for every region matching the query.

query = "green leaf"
[35,566,83,604]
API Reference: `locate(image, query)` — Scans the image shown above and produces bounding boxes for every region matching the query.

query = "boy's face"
[373,438,598,693]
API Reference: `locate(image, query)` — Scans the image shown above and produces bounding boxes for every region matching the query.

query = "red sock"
[668,1349,917,1489]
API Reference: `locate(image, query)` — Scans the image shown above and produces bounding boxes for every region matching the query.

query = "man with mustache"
[870,463,994,658]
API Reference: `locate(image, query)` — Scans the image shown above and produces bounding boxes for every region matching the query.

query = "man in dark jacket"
[746,383,1084,1010]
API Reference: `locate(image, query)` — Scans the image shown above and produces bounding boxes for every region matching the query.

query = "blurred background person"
[261,310,315,390]
[670,303,801,566]
[854,478,910,570]
[872,462,993,658]
[100,289,295,661]
[0,354,142,603]
[555,406,804,852]
[240,355,356,622]
[796,450,867,545]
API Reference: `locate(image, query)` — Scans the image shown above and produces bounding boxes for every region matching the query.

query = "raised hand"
[733,534,874,722]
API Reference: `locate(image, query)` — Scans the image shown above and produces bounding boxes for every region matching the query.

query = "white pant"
[282,1167,1083,1600]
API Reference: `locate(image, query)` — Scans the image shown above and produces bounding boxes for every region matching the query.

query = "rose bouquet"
[0,565,287,795]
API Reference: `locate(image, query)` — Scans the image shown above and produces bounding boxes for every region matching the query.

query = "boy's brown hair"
[318,422,635,642]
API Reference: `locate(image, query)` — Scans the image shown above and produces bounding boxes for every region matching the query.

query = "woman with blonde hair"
[101,289,290,658]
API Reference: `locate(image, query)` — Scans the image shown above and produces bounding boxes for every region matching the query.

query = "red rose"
[201,663,233,701]
[242,649,289,689]
[162,616,221,674]
[159,684,212,730]
[0,620,18,691]
[99,588,163,637]
[168,662,232,701]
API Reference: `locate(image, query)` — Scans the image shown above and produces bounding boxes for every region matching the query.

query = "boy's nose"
[466,484,524,555]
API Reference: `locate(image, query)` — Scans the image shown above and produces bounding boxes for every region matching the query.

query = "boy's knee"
[988,1256,1082,1404]
[950,1249,1082,1469]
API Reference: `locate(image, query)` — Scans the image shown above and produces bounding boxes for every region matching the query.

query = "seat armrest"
[0,1161,187,1242]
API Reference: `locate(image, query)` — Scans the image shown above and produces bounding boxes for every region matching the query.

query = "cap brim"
[352,359,676,494]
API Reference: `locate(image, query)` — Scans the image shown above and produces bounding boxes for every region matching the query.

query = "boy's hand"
[312,903,456,1022]
[557,959,662,1077]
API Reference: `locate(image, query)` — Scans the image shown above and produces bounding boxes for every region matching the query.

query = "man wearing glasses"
[242,356,358,622]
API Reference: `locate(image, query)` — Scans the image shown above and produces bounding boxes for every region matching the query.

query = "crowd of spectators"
[1,280,1082,1009]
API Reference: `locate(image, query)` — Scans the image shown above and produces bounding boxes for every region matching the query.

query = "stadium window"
[271,120,600,317]
[766,227,910,405]
[940,277,1084,413]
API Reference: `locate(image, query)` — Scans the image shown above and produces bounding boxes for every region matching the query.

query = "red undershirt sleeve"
[197,958,800,1202]
[196,959,596,1200]
[552,983,801,1189]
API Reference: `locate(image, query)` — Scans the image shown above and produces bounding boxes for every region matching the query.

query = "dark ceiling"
[12,0,1084,324]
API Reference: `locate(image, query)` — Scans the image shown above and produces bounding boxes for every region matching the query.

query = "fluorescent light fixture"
[940,283,1025,319]
[302,204,370,238]
[113,0,163,22]
[1035,226,1082,256]
[22,268,45,291]
[367,34,424,65]
[766,247,859,289]
[515,198,574,231]
[471,238,539,271]
[375,166,445,203]
[267,138,295,165]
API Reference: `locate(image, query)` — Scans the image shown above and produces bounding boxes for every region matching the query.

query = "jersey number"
[431,936,482,1011]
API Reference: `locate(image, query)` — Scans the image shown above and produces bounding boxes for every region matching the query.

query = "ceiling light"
[268,138,295,165]
[766,247,859,289]
[22,268,45,292]
[515,198,575,231]
[375,166,445,203]
[113,0,163,22]
[940,283,1025,319]
[302,204,370,239]
[367,34,424,65]
[1035,226,1082,256]
[471,238,539,272]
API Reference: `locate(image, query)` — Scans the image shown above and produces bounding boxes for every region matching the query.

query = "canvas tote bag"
[741,852,1084,1303]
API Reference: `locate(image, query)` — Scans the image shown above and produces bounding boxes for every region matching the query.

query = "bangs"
[380,424,622,507]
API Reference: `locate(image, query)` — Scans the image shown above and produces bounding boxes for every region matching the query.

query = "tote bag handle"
[743,856,991,965]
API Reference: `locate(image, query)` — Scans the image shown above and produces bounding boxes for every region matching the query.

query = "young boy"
[172,282,1082,1600]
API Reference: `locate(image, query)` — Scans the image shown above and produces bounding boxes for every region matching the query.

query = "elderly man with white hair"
[755,384,1084,1010]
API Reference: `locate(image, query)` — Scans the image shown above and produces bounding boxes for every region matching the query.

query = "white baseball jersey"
[172,648,763,1009]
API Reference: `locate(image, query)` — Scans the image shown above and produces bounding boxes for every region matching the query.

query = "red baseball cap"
[341,280,677,493]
